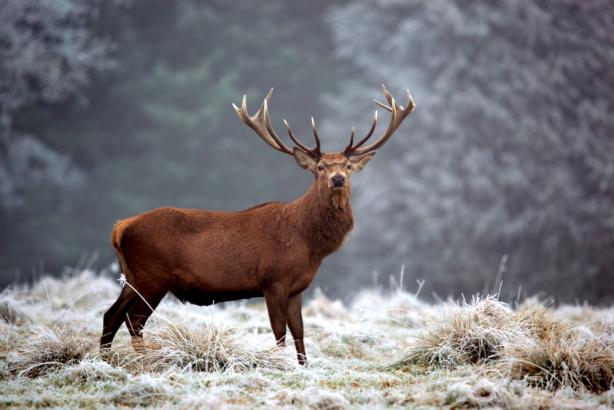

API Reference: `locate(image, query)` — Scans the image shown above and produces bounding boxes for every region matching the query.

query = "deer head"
[233,85,415,198]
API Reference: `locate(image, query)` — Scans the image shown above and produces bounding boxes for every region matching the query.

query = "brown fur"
[100,153,365,365]
[100,83,415,365]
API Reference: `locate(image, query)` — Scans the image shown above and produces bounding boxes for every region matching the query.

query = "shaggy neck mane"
[290,182,354,258]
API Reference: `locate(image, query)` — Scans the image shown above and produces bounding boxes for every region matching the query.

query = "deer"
[100,85,415,365]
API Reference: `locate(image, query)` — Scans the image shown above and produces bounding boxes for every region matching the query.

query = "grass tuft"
[141,317,291,373]
[7,324,94,377]
[111,374,172,407]
[398,296,614,393]
[505,326,614,393]
[0,292,29,325]
[60,357,128,384]
[398,296,527,368]
[272,387,350,409]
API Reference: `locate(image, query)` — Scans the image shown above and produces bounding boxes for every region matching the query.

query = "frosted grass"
[0,270,612,408]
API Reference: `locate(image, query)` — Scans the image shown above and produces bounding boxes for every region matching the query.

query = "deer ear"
[349,152,375,172]
[293,148,318,172]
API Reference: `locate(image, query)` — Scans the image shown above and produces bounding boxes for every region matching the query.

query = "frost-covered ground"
[1,270,613,409]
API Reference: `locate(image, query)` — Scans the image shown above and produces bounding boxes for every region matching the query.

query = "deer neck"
[292,182,354,258]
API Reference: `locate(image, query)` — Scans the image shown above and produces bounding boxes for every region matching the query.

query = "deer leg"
[100,286,136,350]
[264,286,288,347]
[124,291,165,352]
[287,292,306,365]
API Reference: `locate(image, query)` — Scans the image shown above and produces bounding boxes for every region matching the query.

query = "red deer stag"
[100,85,415,365]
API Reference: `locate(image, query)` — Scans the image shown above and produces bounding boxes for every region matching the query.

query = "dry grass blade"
[396,295,528,368]
[141,317,291,373]
[507,341,614,393]
[60,357,128,384]
[0,292,29,325]
[8,324,95,377]
[111,374,173,407]
[504,310,614,393]
[397,294,614,394]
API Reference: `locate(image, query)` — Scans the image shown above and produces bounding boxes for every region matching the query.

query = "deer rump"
[113,205,315,306]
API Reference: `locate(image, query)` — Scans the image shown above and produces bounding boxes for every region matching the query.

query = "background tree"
[0,0,114,209]
[324,0,614,302]
[0,0,343,283]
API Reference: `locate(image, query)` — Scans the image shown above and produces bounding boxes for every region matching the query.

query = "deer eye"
[317,165,324,171]
[346,164,352,170]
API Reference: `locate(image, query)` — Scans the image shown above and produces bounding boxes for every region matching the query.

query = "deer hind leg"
[124,290,165,352]
[100,286,137,350]
[287,292,306,365]
[264,285,289,347]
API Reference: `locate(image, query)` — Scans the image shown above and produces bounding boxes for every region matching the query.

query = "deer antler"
[344,84,415,157]
[233,89,322,159]
[282,117,322,159]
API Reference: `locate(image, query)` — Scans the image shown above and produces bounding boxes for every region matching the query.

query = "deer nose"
[331,174,345,188]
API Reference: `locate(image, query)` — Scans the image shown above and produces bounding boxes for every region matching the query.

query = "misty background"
[1,0,613,304]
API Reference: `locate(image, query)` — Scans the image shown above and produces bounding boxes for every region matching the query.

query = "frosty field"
[1,270,613,409]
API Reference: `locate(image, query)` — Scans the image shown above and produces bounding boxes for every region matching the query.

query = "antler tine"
[281,117,322,158]
[259,91,297,154]
[283,119,312,153]
[354,110,379,149]
[374,100,392,112]
[345,84,415,156]
[233,89,294,155]
[310,117,322,157]
[344,111,376,155]
[375,86,414,112]
[347,127,356,149]
[405,88,416,112]
[374,84,396,112]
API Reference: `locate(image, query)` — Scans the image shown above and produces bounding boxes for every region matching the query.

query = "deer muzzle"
[331,174,346,188]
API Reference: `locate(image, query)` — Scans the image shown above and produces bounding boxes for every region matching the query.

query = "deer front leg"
[263,285,288,347]
[287,292,306,365]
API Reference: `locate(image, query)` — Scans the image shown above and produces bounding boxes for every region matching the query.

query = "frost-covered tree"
[324,0,614,301]
[0,0,342,282]
[0,0,114,208]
